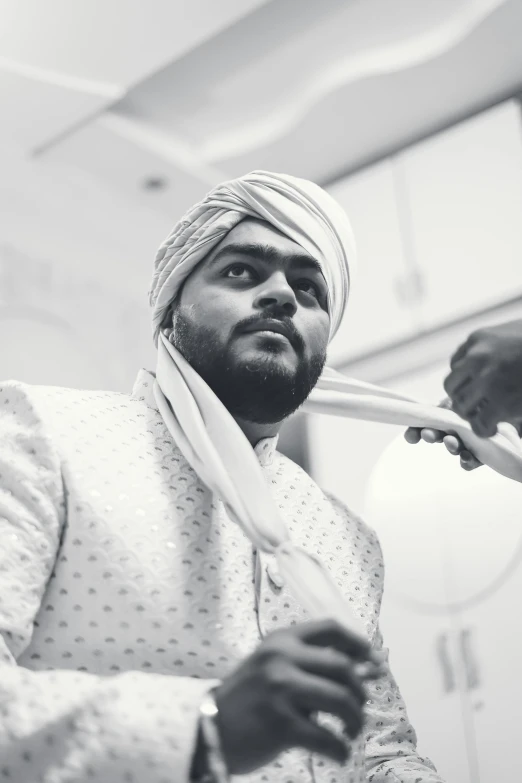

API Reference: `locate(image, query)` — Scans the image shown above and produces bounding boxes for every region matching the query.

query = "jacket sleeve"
[0,381,219,783]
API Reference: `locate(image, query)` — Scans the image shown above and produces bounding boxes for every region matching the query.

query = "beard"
[171,307,326,424]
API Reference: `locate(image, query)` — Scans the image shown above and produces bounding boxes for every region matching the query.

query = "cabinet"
[398,99,522,329]
[325,99,522,365]
[359,401,474,782]
[376,600,474,783]
[442,457,522,783]
[364,421,522,783]
[326,160,420,364]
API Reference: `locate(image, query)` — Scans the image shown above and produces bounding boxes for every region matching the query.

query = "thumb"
[291,713,350,765]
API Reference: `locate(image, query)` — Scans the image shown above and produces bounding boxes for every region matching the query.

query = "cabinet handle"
[410,268,426,302]
[435,632,455,693]
[393,270,426,306]
[460,627,481,690]
[393,274,412,306]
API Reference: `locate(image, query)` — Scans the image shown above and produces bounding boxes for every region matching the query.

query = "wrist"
[190,721,210,782]
[191,687,229,783]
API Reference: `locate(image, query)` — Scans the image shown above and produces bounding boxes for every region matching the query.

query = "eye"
[224,263,256,280]
[295,279,321,299]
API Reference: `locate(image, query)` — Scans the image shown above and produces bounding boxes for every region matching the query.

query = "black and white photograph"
[1,2,522,781]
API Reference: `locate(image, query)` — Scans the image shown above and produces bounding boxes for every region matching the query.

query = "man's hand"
[212,619,384,775]
[443,319,522,437]
[404,397,483,471]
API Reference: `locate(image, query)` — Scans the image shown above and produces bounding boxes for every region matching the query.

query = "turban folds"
[149,170,357,343]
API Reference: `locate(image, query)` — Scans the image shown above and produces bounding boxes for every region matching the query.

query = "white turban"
[149,170,356,343]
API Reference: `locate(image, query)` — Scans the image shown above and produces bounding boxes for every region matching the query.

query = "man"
[405,319,522,469]
[0,171,443,782]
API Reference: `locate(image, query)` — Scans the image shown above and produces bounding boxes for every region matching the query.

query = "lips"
[242,320,295,344]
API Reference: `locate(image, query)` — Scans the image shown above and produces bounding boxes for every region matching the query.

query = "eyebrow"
[207,242,324,277]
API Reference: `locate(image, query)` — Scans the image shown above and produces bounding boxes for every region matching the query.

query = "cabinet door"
[399,99,522,329]
[441,462,522,783]
[379,607,473,783]
[364,436,474,782]
[459,592,522,783]
[326,159,419,364]
[366,413,522,783]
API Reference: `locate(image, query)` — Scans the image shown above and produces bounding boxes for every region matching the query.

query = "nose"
[254,271,297,316]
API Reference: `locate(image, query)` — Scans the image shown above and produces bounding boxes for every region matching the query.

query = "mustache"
[233,312,305,353]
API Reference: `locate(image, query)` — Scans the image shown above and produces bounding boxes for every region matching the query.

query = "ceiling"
[0,0,269,151]
[116,0,522,184]
[1,0,522,294]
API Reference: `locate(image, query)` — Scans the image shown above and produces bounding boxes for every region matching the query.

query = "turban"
[149,170,357,344]
[150,170,522,651]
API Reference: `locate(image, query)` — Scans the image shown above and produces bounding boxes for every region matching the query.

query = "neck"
[234,416,281,448]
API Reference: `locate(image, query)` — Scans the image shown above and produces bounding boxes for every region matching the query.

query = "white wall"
[0,144,171,391]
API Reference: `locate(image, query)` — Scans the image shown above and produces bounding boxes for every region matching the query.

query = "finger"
[449,337,473,369]
[461,368,503,436]
[445,344,490,405]
[353,661,387,681]
[438,396,453,410]
[469,410,498,439]
[298,618,385,669]
[290,671,364,740]
[296,619,374,664]
[290,712,349,765]
[448,332,484,371]
[404,427,421,444]
[472,419,497,438]
[464,391,498,437]
[443,435,462,455]
[498,421,522,448]
[294,647,367,704]
[421,429,444,444]
[452,382,492,423]
[443,369,476,407]
[460,450,482,470]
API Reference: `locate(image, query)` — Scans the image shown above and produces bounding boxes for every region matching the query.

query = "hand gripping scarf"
[150,171,522,644]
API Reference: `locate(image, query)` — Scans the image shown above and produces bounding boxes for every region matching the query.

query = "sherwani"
[0,371,443,783]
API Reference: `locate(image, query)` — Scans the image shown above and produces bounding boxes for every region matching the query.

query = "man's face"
[169,218,330,424]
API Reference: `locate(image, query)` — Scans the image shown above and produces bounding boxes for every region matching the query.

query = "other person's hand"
[404,397,483,471]
[212,619,384,774]
[443,319,522,437]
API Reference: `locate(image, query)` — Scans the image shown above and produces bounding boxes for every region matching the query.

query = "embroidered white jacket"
[0,372,444,783]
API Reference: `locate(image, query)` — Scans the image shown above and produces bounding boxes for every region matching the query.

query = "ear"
[161,304,175,331]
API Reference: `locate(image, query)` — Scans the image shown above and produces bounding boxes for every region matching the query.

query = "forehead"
[209,217,317,263]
